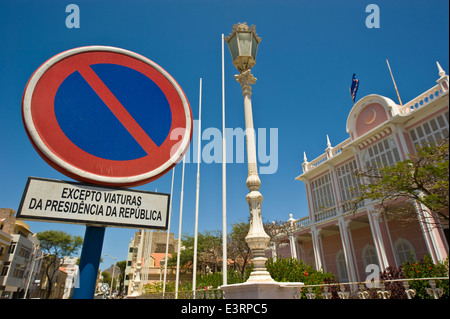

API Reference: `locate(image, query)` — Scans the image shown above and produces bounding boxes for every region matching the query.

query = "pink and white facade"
[274,63,449,283]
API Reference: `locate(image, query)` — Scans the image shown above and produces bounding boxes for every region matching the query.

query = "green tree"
[101,271,111,285]
[352,137,449,228]
[195,230,223,273]
[167,230,223,275]
[36,230,83,299]
[115,260,126,297]
[227,222,251,279]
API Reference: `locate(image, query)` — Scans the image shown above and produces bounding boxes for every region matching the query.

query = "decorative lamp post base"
[220,282,304,299]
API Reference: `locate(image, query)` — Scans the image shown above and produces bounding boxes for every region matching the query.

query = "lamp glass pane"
[228,35,239,61]
[251,34,258,60]
[237,32,252,56]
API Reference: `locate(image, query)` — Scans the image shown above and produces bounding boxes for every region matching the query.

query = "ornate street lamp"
[225,23,274,283]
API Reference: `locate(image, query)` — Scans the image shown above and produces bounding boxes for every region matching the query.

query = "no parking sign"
[21,46,193,298]
[22,46,192,187]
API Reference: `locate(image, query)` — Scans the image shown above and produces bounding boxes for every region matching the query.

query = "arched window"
[362,244,379,269]
[336,250,349,282]
[394,238,416,265]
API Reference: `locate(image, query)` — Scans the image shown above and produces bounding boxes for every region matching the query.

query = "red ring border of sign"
[22,46,193,187]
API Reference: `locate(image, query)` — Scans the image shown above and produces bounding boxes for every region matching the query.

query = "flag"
[350,73,359,103]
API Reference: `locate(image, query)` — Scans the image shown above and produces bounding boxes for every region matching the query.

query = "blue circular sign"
[22,46,193,187]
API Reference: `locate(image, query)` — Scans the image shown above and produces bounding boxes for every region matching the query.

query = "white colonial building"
[274,63,449,283]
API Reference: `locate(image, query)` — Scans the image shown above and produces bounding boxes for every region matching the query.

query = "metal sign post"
[72,226,106,299]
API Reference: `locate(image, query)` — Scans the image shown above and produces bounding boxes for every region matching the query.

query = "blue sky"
[0,0,448,271]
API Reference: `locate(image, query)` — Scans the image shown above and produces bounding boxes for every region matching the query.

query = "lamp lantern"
[225,22,261,73]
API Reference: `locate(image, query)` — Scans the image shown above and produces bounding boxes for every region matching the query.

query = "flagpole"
[162,167,175,298]
[192,78,202,296]
[386,59,403,106]
[175,155,186,299]
[221,33,228,286]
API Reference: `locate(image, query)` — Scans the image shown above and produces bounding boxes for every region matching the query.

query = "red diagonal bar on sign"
[78,64,158,156]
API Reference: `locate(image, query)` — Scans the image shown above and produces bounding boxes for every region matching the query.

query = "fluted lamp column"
[225,23,274,283]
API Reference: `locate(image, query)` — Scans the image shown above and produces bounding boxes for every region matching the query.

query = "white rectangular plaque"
[17,177,169,229]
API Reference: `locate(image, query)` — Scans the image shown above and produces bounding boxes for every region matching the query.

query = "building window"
[409,111,449,148]
[12,266,25,279]
[336,160,362,212]
[19,246,31,259]
[336,250,349,282]
[362,245,379,269]
[0,262,10,276]
[311,173,336,220]
[394,238,416,265]
[7,242,16,254]
[363,137,401,170]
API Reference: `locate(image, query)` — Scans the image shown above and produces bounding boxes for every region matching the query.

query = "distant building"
[273,63,449,283]
[0,209,43,299]
[125,230,178,296]
[0,211,13,276]
[46,266,68,299]
[59,256,79,299]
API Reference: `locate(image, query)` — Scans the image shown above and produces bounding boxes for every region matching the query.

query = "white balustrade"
[399,85,443,115]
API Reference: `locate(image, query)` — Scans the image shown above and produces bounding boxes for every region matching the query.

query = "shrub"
[378,265,406,299]
[402,254,449,299]
[369,254,449,299]
[265,257,337,298]
[143,281,175,293]
[194,269,246,290]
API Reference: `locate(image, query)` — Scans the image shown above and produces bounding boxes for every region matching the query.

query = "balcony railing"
[314,207,337,222]
[294,216,311,229]
[294,277,448,299]
[135,277,448,299]
[136,288,224,299]
[399,84,445,115]
[303,138,351,173]
[331,139,351,157]
[308,153,328,170]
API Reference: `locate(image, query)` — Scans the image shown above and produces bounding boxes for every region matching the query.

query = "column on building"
[299,175,316,224]
[325,136,344,216]
[289,235,298,260]
[287,214,298,260]
[337,217,358,283]
[367,210,397,270]
[130,230,144,296]
[310,226,325,271]
[413,199,449,263]
[270,242,277,261]
[330,140,359,282]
